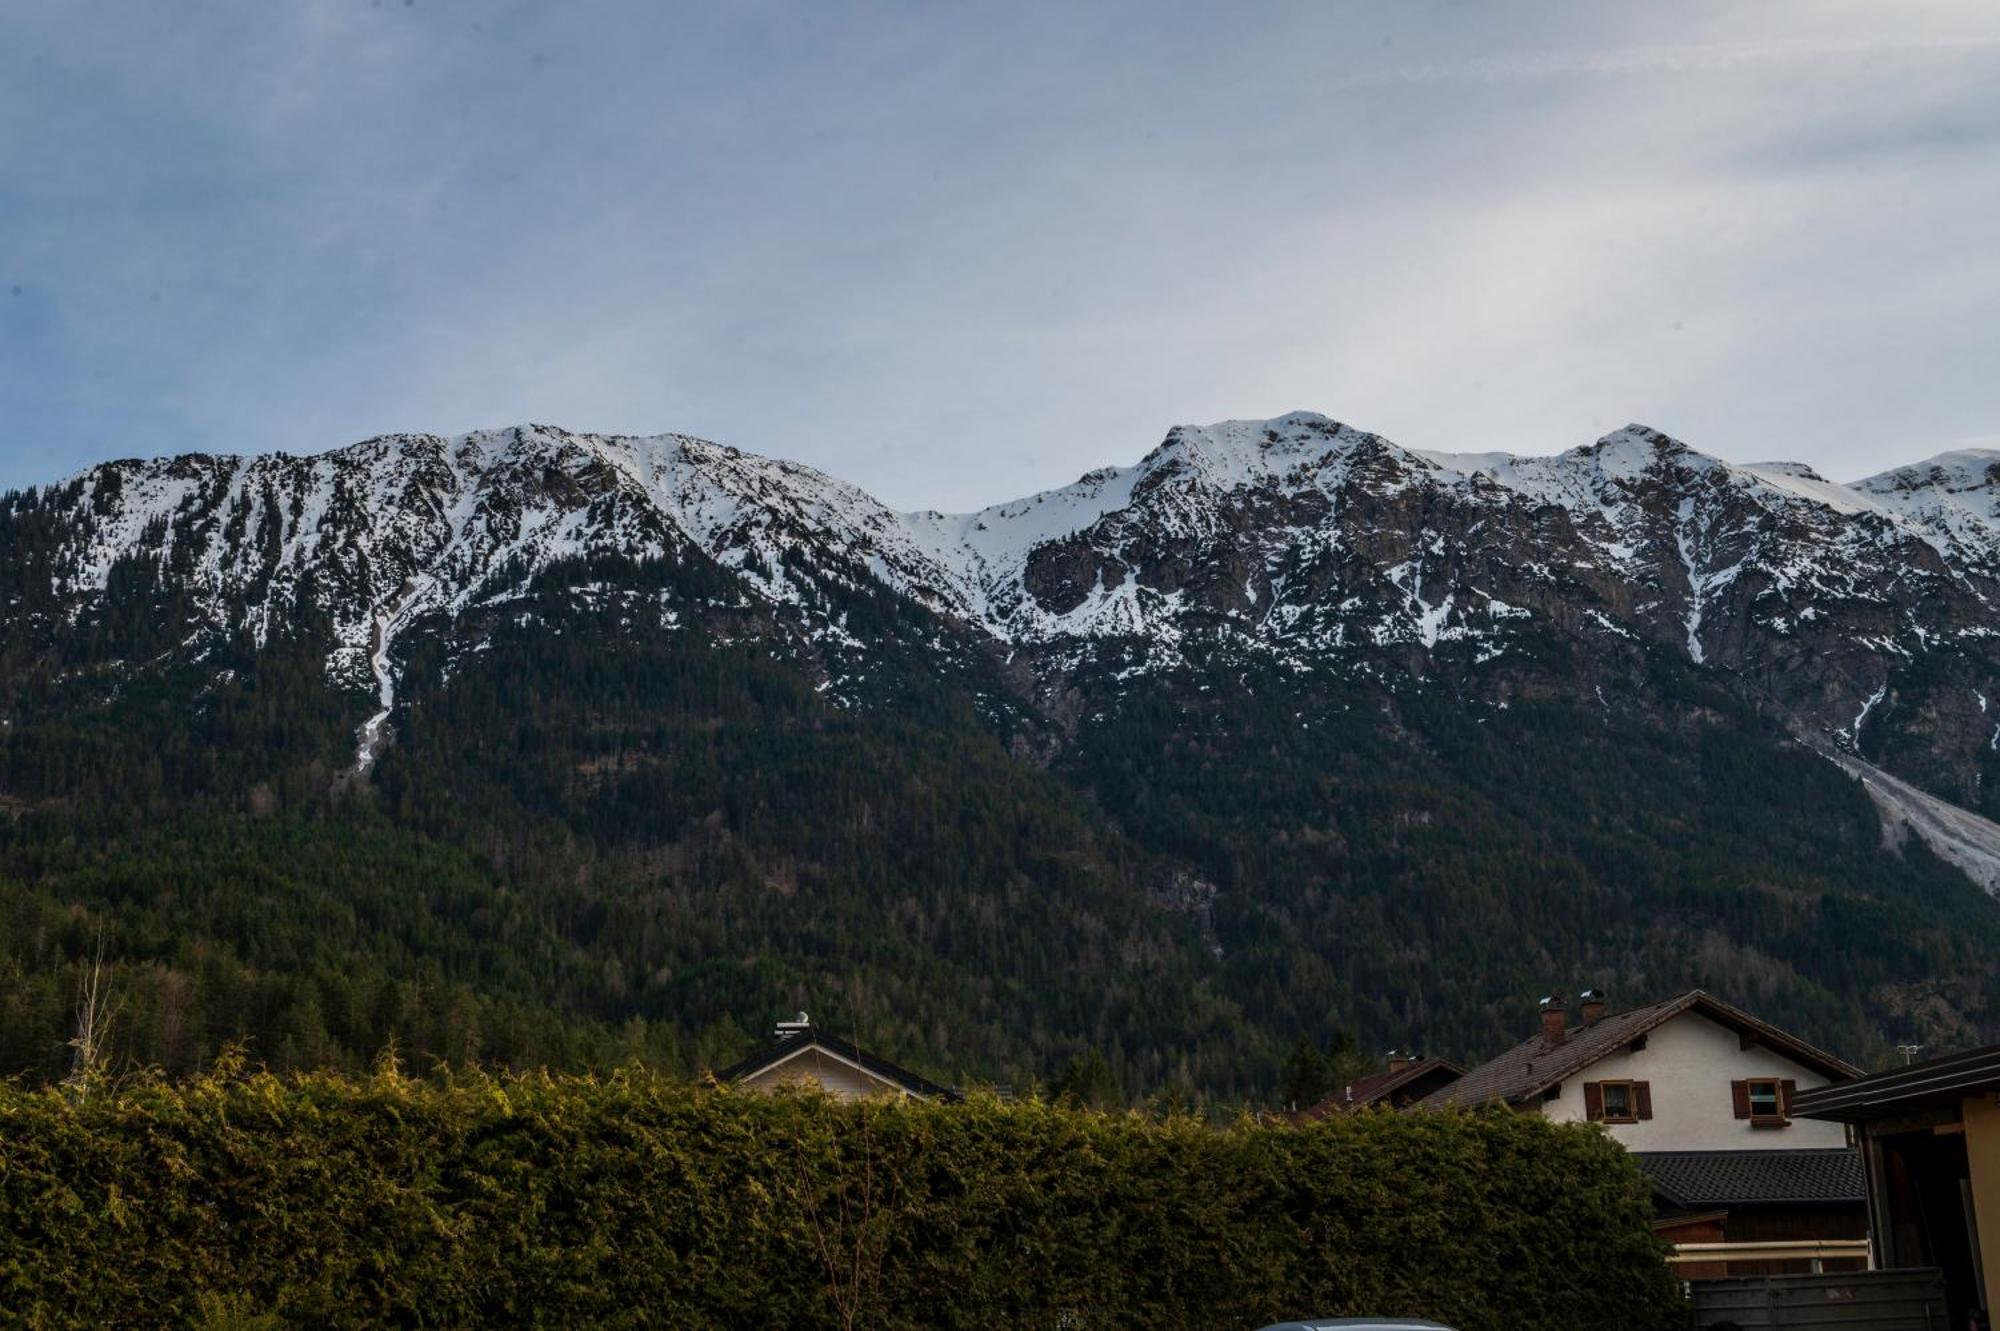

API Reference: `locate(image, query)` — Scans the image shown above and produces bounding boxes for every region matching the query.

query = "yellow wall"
[1965,1093,2000,1310]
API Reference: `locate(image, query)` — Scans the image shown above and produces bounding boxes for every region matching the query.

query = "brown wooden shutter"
[1583,1081,1604,1121]
[1780,1079,1797,1118]
[1634,1081,1653,1120]
[1731,1080,1752,1119]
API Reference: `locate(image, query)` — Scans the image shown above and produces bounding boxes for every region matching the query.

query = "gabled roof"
[1792,1041,2000,1122]
[717,1028,955,1100]
[1418,990,1860,1111]
[1287,1058,1464,1123]
[1635,1149,1865,1207]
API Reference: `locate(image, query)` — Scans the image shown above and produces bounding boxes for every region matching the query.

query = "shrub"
[0,1066,1684,1329]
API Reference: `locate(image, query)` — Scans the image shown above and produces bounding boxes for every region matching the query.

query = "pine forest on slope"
[6,412,2000,1097]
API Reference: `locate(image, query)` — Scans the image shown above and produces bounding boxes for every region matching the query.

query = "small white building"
[1421,989,1867,1278]
[718,1013,953,1102]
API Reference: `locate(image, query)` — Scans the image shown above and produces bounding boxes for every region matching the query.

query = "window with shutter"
[1745,1077,1787,1127]
[1592,1080,1637,1123]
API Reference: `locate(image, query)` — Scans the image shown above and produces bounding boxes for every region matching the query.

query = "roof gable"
[1289,1058,1464,1122]
[1419,991,1859,1111]
[718,1029,953,1100]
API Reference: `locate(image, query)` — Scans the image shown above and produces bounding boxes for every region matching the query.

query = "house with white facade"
[1420,989,1867,1278]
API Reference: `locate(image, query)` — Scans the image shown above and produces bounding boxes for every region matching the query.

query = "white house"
[1421,989,1867,1278]
[1420,989,1856,1146]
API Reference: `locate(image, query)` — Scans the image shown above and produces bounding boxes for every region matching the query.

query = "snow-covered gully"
[348,475,489,777]
[353,584,427,776]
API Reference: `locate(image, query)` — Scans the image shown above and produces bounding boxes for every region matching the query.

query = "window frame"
[1746,1077,1786,1125]
[1597,1078,1639,1124]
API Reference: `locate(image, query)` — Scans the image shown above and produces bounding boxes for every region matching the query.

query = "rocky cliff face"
[15,411,2000,1068]
[8,411,2000,819]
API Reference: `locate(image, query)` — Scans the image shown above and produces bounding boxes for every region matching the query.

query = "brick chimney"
[1579,988,1607,1026]
[1386,1048,1414,1074]
[1539,995,1567,1046]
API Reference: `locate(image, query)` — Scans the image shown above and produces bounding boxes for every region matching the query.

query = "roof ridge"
[1419,990,1856,1110]
[714,1027,954,1098]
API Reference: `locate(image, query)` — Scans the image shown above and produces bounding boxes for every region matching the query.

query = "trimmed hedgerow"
[0,1065,1684,1330]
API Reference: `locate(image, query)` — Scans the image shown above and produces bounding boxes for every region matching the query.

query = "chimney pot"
[1538,995,1567,1046]
[1578,989,1607,1026]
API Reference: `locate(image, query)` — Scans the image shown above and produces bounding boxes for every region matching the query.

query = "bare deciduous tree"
[790,1098,904,1331]
[65,930,119,1093]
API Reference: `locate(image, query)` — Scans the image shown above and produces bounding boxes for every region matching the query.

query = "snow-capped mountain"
[18,410,2000,1062]
[9,411,2000,810]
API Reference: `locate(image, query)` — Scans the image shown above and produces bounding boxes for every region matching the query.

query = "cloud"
[2,1,1998,505]
[1321,35,2000,91]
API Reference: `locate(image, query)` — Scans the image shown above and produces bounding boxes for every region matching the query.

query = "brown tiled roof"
[1286,1057,1464,1123]
[1418,990,1860,1111]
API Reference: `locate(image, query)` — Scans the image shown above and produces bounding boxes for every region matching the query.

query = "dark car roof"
[1256,1321,1458,1330]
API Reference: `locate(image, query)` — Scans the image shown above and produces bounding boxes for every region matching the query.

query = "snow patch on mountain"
[1814,738,2000,894]
[24,412,2000,772]
[1852,450,2000,561]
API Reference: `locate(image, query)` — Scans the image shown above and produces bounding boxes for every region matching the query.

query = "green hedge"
[0,1066,1684,1330]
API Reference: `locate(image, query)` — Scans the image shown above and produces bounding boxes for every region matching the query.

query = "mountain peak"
[1856,448,2000,492]
[1136,412,1380,487]
[1744,460,1829,483]
[1584,422,1691,460]
[18,408,2000,831]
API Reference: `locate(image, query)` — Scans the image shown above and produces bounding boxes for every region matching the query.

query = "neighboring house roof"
[1418,990,1861,1111]
[1792,1042,2000,1122]
[1636,1149,1866,1208]
[1288,1058,1464,1123]
[1652,1208,1729,1239]
[718,1029,955,1100]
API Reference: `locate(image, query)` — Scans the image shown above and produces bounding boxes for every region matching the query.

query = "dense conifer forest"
[4,545,1996,1101]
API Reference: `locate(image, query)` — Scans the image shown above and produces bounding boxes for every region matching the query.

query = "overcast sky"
[4,1,1998,508]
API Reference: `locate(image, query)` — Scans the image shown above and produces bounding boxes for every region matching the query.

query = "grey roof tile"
[1635,1148,1865,1206]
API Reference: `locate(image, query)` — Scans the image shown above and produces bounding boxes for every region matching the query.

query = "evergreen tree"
[1048,1051,1120,1109]
[1279,1037,1333,1111]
